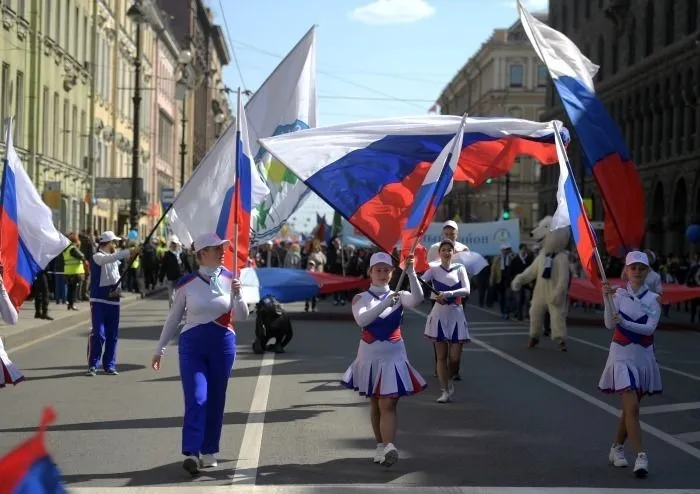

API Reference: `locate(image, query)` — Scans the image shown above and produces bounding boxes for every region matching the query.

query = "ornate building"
[541,0,700,256]
[436,14,549,237]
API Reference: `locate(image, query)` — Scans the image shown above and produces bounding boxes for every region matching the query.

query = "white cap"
[500,243,512,250]
[369,252,393,268]
[98,231,120,243]
[192,232,230,253]
[625,250,649,267]
[443,220,458,230]
[168,235,181,245]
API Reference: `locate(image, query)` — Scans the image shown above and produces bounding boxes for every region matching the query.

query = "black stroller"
[253,295,293,354]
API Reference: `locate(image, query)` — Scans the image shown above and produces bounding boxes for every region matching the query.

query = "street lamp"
[126,1,150,233]
[176,50,193,188]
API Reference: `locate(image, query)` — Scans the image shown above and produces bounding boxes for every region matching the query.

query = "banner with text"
[342,219,520,256]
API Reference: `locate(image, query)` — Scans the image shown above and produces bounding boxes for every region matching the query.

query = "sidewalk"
[2,288,166,350]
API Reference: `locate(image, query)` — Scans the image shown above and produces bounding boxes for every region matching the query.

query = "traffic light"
[485,178,493,184]
[501,201,510,220]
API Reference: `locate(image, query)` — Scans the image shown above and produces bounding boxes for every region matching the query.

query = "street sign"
[94,178,143,200]
[160,187,175,209]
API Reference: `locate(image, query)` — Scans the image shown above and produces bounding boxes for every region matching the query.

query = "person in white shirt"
[341,252,425,468]
[427,220,468,262]
[152,232,249,476]
[86,231,136,376]
[599,251,661,478]
[421,240,471,403]
[0,263,23,388]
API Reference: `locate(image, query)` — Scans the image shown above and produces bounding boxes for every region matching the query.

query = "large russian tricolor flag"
[401,116,466,252]
[0,119,70,309]
[259,116,568,253]
[550,125,600,283]
[518,1,644,256]
[0,407,67,493]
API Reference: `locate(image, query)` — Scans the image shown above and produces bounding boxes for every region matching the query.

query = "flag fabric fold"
[167,99,269,273]
[0,407,67,493]
[248,26,317,243]
[550,125,599,284]
[518,1,644,256]
[259,115,568,253]
[0,119,70,308]
[400,116,466,253]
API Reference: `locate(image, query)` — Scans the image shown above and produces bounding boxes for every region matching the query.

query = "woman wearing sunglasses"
[599,251,662,478]
[152,233,248,476]
[0,263,23,388]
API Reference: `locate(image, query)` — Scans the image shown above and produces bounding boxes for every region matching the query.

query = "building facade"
[541,0,700,256]
[1,0,94,234]
[436,15,549,237]
[157,0,232,178]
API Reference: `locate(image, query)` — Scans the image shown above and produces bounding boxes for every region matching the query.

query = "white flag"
[247,26,317,243]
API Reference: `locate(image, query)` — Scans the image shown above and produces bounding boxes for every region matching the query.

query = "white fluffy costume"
[511,216,571,350]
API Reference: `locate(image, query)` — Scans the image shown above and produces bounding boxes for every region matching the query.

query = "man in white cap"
[86,231,137,376]
[159,235,192,307]
[427,220,468,262]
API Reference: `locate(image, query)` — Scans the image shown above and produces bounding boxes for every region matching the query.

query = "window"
[644,1,654,56]
[65,0,70,49]
[157,110,174,162]
[509,107,523,119]
[53,93,59,158]
[55,1,61,44]
[537,65,547,87]
[0,64,8,143]
[627,18,636,66]
[15,71,24,147]
[44,0,51,37]
[17,0,25,17]
[584,0,591,19]
[83,16,88,62]
[74,7,79,57]
[509,64,524,87]
[72,105,78,166]
[665,1,675,45]
[611,38,619,74]
[63,99,70,162]
[42,86,49,153]
[688,0,697,34]
[80,110,86,162]
[596,36,605,82]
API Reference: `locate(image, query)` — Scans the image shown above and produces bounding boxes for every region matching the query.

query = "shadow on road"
[22,364,147,381]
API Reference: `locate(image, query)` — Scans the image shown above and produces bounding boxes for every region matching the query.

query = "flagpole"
[394,113,468,290]
[233,87,242,278]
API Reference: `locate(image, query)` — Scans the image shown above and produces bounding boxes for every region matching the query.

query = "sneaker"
[447,379,455,398]
[436,390,451,403]
[380,443,398,467]
[528,337,540,348]
[608,444,628,467]
[373,443,385,463]
[86,367,97,376]
[182,455,200,476]
[105,368,119,375]
[633,452,648,478]
[200,454,218,468]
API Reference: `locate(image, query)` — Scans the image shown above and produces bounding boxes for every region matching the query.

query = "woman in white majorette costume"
[421,239,470,403]
[0,263,24,388]
[341,252,426,468]
[599,251,662,479]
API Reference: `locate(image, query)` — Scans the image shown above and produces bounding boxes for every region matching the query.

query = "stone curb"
[3,288,167,351]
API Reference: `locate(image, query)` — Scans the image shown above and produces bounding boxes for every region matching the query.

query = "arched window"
[665,0,675,45]
[644,1,654,56]
[627,17,637,66]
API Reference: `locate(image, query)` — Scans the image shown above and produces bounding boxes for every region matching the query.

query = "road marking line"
[10,298,144,353]
[469,331,524,337]
[409,307,700,462]
[675,431,700,443]
[231,353,275,485]
[69,486,700,493]
[463,303,700,383]
[640,402,700,415]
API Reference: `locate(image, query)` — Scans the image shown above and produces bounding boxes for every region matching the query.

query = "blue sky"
[208,0,548,233]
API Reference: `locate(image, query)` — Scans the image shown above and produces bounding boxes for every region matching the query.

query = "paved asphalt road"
[2,293,700,493]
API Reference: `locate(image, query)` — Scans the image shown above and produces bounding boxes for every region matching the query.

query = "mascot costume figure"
[511,216,571,352]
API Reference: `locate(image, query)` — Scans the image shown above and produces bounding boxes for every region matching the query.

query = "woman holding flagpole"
[0,263,24,388]
[152,232,248,476]
[341,252,425,467]
[599,251,661,478]
[421,239,470,403]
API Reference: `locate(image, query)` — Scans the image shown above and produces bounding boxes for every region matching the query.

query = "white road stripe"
[675,430,700,443]
[409,307,700,462]
[69,487,700,493]
[640,402,700,415]
[231,353,276,485]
